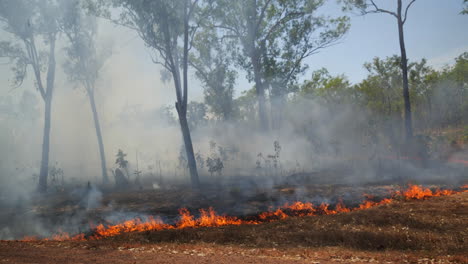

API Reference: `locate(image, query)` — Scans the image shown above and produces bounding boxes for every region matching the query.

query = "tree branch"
[263,11,305,43]
[255,0,272,35]
[368,0,398,18]
[24,38,46,100]
[213,24,241,38]
[402,0,416,24]
[189,60,209,84]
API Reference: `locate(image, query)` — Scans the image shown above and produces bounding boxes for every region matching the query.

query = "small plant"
[133,151,142,184]
[257,140,283,176]
[195,151,204,169]
[206,141,225,176]
[267,140,281,169]
[115,149,130,178]
[206,156,224,176]
[49,163,64,187]
[115,149,129,170]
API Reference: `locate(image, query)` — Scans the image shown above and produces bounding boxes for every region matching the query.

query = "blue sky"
[0,0,466,170]
[306,0,468,84]
[1,0,467,103]
[185,0,468,99]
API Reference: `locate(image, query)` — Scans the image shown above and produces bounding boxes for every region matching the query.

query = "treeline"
[0,0,467,191]
[177,53,468,133]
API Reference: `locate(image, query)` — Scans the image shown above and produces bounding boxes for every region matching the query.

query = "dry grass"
[1,191,467,263]
[107,192,468,254]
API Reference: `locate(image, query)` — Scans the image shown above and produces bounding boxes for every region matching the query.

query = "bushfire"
[21,184,467,242]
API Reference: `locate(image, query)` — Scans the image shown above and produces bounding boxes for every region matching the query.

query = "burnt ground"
[0,191,467,263]
[2,163,466,239]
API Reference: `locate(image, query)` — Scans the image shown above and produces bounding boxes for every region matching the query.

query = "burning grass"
[21,184,467,242]
[119,190,468,255]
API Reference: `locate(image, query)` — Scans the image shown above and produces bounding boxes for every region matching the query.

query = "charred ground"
[1,190,467,264]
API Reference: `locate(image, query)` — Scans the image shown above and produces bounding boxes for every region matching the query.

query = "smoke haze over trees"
[0,0,467,197]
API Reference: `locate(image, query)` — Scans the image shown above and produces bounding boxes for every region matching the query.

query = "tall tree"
[343,0,418,140]
[439,52,468,126]
[212,0,349,130]
[190,30,236,121]
[462,0,468,14]
[0,0,60,192]
[89,0,214,188]
[186,101,208,129]
[62,0,110,184]
[356,56,406,118]
[300,68,353,105]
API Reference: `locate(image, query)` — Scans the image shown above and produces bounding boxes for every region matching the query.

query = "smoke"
[0,3,466,240]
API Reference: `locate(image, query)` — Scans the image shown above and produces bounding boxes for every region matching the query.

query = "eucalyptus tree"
[436,52,468,127]
[356,56,406,118]
[88,0,216,188]
[211,0,349,130]
[190,30,236,121]
[0,0,61,192]
[61,0,111,184]
[300,68,353,105]
[342,0,418,140]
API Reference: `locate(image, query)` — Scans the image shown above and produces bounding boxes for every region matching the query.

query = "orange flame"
[398,184,464,199]
[20,184,466,241]
[91,216,172,239]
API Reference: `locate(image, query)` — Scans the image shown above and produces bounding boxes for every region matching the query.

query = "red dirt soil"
[1,191,467,263]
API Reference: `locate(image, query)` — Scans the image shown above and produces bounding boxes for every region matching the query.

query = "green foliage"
[191,28,237,121]
[0,0,61,94]
[206,156,223,176]
[115,149,128,169]
[0,0,36,39]
[256,140,282,174]
[0,41,29,87]
[294,52,467,141]
[433,52,468,126]
[62,0,111,91]
[186,101,208,129]
[353,56,433,120]
[212,0,350,127]
[356,56,405,117]
[195,151,205,169]
[206,141,224,176]
[300,68,353,104]
[48,162,64,187]
[450,52,468,85]
[233,87,257,122]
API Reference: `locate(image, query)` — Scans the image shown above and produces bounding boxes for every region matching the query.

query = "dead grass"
[106,192,468,254]
[1,191,467,263]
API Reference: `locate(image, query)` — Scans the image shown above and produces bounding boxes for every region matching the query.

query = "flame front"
[22,184,467,241]
[398,184,459,199]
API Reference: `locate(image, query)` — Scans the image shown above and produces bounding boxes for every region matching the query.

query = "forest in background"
[0,0,467,196]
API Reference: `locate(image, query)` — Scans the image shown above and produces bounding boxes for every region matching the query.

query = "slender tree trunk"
[252,57,269,130]
[397,0,413,140]
[246,2,268,131]
[88,89,108,184]
[176,107,200,189]
[161,9,200,188]
[270,81,287,130]
[177,0,199,189]
[270,95,280,130]
[37,35,56,193]
[38,95,52,193]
